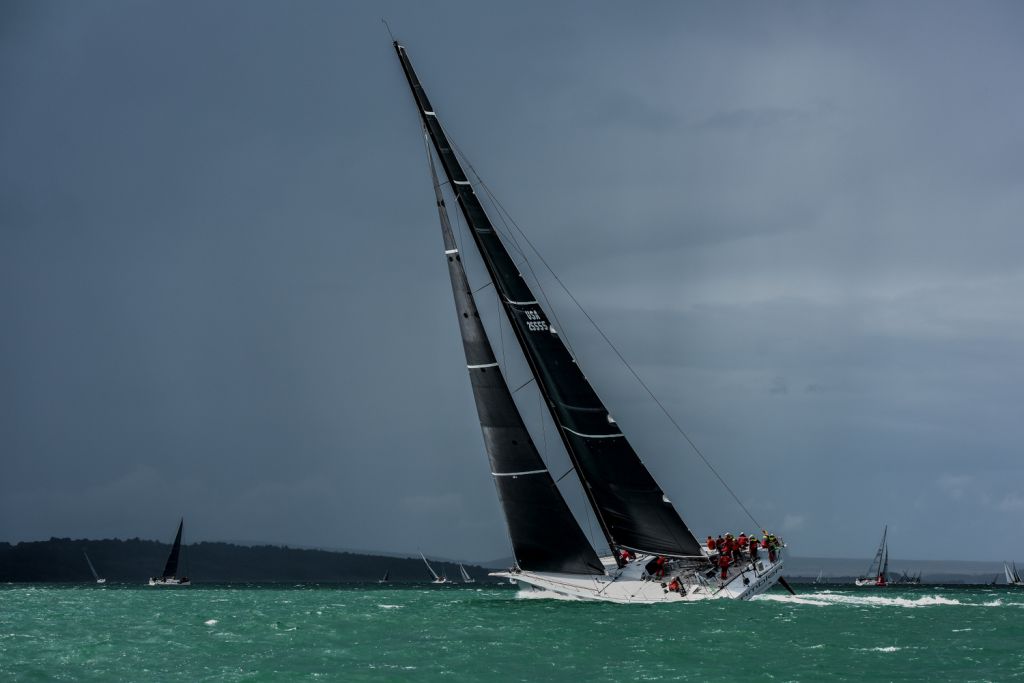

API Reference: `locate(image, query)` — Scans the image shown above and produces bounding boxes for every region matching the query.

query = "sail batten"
[396,42,704,560]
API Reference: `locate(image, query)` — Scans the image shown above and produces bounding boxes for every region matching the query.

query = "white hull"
[148,577,191,587]
[494,550,785,603]
[95,579,106,585]
[854,578,886,587]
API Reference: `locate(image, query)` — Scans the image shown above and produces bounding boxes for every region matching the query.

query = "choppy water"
[2,583,1023,681]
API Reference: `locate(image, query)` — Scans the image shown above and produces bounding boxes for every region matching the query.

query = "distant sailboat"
[83,550,106,584]
[891,570,921,585]
[458,563,475,584]
[855,526,889,587]
[1003,561,1023,587]
[814,570,824,585]
[378,569,390,584]
[420,552,449,585]
[148,518,190,587]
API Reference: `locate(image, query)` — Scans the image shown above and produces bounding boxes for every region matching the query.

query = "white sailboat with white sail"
[83,550,106,584]
[393,40,788,603]
[458,563,475,584]
[1004,561,1023,587]
[420,552,449,585]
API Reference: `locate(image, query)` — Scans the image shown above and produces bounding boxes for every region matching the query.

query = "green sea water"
[2,583,1022,681]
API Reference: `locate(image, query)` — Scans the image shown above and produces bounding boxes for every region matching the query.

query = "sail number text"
[524,309,548,332]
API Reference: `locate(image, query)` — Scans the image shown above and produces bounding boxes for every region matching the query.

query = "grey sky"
[2,1,1022,562]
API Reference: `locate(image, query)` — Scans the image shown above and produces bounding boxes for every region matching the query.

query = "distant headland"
[0,538,499,584]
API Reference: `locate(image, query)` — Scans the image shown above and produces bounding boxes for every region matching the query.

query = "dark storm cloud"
[2,0,1022,562]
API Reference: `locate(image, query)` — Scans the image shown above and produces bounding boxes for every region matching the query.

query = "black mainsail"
[396,42,704,559]
[161,518,184,579]
[426,142,603,574]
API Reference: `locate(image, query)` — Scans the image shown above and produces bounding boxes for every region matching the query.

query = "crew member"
[718,552,731,581]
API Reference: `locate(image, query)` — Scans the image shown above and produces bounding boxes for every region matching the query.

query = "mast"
[394,41,704,560]
[162,519,184,579]
[425,136,603,574]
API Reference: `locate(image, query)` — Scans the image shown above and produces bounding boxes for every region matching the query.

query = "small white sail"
[83,550,105,584]
[420,552,447,583]
[459,563,475,584]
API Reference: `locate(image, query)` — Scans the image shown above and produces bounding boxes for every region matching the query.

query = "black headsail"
[396,42,704,559]
[162,518,183,579]
[426,137,603,574]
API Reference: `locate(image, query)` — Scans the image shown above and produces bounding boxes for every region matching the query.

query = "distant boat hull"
[95,579,106,585]
[148,577,191,587]
[495,551,785,603]
[854,578,887,587]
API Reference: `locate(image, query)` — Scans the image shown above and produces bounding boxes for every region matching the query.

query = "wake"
[754,591,1000,608]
